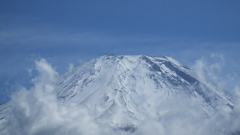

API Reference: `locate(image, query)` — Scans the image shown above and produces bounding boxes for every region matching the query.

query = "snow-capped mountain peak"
[56,55,233,130]
[0,55,236,135]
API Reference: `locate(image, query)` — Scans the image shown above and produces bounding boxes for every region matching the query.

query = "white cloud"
[191,54,224,83]
[190,55,240,134]
[7,58,113,135]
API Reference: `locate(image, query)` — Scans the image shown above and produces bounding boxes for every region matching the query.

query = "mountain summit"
[0,55,236,135]
[56,55,233,131]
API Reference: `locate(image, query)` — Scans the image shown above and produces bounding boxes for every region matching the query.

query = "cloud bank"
[7,59,113,135]
[4,57,240,135]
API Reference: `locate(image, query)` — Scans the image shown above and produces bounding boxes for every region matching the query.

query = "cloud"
[7,58,113,135]
[191,54,224,83]
[190,55,240,134]
[0,26,175,49]
[190,54,239,91]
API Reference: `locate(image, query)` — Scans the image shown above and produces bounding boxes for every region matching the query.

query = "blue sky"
[0,0,240,103]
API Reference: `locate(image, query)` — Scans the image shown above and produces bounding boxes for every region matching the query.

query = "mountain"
[56,55,233,131]
[0,55,236,135]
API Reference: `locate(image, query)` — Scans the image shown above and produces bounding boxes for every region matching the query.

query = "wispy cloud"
[191,54,239,92]
[0,27,177,48]
[191,54,224,83]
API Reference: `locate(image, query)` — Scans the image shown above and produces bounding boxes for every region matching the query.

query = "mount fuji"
[0,55,237,135]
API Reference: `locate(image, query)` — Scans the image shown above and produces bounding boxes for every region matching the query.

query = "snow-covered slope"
[56,55,233,131]
[0,102,11,135]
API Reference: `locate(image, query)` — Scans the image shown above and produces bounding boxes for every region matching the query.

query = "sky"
[0,0,240,104]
